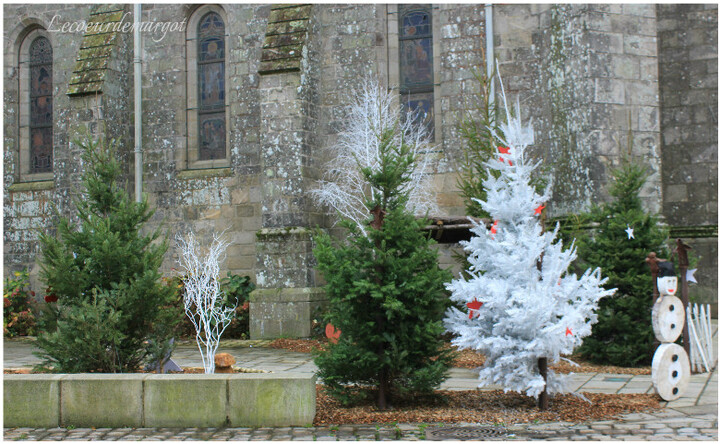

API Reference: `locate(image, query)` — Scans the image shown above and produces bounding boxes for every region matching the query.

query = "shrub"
[219,273,255,339]
[3,269,37,337]
[34,138,180,373]
[164,272,254,340]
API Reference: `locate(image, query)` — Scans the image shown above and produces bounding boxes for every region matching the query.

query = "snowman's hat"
[658,261,675,278]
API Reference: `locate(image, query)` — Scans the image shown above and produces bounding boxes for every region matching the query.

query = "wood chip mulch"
[314,385,661,425]
[268,338,652,375]
[268,337,326,354]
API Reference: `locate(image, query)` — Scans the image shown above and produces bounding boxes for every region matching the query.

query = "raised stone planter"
[4,373,316,428]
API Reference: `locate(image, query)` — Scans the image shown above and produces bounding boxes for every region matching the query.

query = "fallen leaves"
[314,385,661,425]
[268,338,326,353]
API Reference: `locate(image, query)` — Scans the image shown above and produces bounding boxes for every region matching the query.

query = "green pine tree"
[313,128,453,410]
[574,160,669,367]
[35,138,179,373]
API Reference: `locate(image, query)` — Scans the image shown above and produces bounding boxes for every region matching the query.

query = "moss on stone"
[7,180,54,192]
[177,167,233,180]
[263,31,307,49]
[268,5,311,23]
[266,19,308,36]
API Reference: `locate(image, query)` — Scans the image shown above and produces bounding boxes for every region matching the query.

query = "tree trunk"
[538,357,549,410]
[537,209,549,411]
[371,204,390,410]
[377,357,389,410]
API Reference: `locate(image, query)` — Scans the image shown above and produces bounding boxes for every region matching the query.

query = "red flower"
[4,297,11,308]
[241,301,249,311]
[45,294,58,303]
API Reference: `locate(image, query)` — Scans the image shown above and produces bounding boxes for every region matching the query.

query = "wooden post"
[538,357,549,410]
[675,238,692,358]
[646,252,661,305]
[646,252,664,354]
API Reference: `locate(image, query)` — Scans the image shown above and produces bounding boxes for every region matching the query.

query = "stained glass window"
[197,12,226,160]
[29,36,53,173]
[399,5,434,135]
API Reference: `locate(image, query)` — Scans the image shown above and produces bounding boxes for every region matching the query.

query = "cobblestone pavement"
[4,322,717,440]
[3,407,718,441]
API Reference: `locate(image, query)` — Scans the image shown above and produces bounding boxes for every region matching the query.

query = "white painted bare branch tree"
[311,76,438,236]
[176,231,235,374]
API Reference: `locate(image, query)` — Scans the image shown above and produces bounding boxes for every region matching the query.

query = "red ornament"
[325,323,341,343]
[490,220,498,235]
[497,146,513,166]
[565,327,573,336]
[466,299,484,319]
[45,294,58,303]
[534,204,545,216]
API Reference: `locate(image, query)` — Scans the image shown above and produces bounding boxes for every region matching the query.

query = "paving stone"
[689,421,714,428]
[630,428,654,434]
[677,427,700,434]
[613,423,641,431]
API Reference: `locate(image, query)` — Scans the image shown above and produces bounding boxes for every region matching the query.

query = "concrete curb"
[4,373,316,428]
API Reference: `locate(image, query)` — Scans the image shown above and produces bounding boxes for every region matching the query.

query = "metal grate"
[426,426,507,441]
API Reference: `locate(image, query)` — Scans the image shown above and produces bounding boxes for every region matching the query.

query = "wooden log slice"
[651,295,685,343]
[651,343,690,401]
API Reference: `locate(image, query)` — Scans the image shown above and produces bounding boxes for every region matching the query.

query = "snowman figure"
[651,261,690,401]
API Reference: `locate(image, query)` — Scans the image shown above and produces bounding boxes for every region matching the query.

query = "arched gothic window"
[399,5,434,135]
[185,6,229,169]
[28,36,53,173]
[197,12,226,161]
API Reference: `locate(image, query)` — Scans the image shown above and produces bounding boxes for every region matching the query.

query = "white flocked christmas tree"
[444,79,616,400]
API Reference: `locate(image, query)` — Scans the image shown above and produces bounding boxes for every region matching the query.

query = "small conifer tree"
[445,83,614,400]
[575,160,670,367]
[457,69,502,219]
[313,123,453,410]
[35,138,179,373]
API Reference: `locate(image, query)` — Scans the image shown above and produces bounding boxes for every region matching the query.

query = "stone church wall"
[657,4,718,308]
[3,3,717,314]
